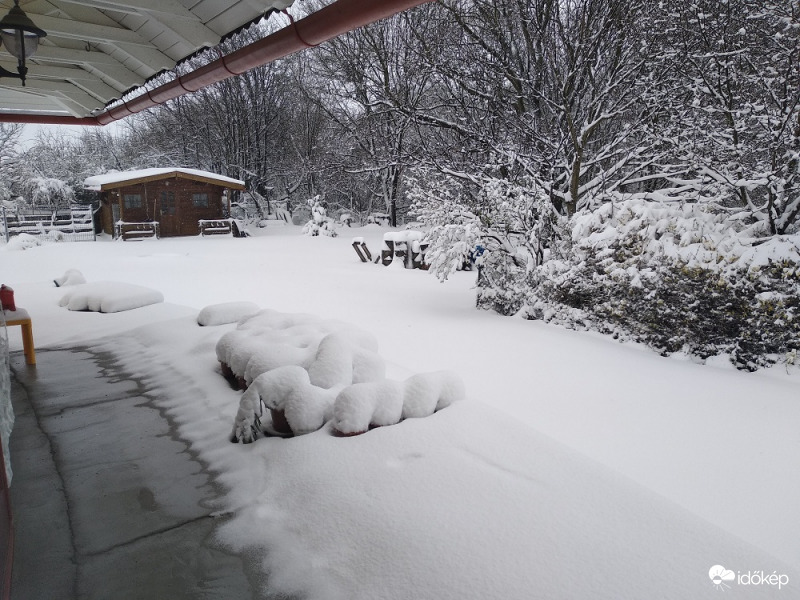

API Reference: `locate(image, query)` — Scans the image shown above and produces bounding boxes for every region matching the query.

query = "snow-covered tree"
[21,177,75,211]
[305,7,436,226]
[0,123,22,204]
[643,0,800,234]
[410,169,567,314]
[404,0,661,216]
[302,196,338,237]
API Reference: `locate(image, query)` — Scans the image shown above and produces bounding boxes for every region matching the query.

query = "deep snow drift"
[2,225,798,599]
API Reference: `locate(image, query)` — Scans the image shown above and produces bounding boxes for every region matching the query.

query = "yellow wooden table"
[3,308,35,365]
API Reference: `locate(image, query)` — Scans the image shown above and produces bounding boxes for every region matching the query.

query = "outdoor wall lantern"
[0,0,46,86]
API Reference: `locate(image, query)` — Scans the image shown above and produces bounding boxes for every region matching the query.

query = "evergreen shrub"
[517,200,800,370]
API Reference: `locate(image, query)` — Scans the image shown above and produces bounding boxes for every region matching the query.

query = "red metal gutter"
[0,0,433,126]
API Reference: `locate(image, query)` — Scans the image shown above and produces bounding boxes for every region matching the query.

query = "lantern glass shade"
[1,29,39,59]
[0,2,46,60]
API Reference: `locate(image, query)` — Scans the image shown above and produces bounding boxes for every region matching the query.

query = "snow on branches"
[410,171,565,282]
[409,170,568,314]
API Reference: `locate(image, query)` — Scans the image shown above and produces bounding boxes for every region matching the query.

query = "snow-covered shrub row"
[216,310,383,389]
[519,200,800,370]
[219,309,464,442]
[333,371,464,436]
[414,168,799,369]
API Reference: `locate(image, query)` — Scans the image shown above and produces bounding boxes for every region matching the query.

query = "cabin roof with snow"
[84,169,246,192]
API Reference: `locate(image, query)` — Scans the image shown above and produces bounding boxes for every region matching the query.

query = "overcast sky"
[18,121,127,149]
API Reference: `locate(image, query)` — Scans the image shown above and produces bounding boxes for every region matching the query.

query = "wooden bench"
[351,238,373,262]
[199,219,233,236]
[381,231,425,268]
[3,309,35,365]
[412,241,429,270]
[115,221,159,241]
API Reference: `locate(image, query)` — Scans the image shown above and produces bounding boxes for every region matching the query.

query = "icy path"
[9,348,259,599]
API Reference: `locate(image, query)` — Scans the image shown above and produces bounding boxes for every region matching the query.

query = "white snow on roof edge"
[83,168,245,191]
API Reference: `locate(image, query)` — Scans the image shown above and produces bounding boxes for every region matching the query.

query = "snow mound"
[308,331,386,388]
[53,269,87,287]
[401,370,465,418]
[234,366,336,441]
[216,309,381,389]
[58,281,164,313]
[4,233,43,251]
[738,235,800,270]
[332,380,405,435]
[333,370,465,435]
[226,309,462,441]
[197,301,260,326]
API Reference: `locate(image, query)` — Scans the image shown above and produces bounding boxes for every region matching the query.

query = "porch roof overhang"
[0,0,433,125]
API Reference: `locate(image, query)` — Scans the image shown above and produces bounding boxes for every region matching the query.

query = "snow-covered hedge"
[414,173,799,368]
[332,371,464,436]
[517,200,800,370]
[218,309,465,441]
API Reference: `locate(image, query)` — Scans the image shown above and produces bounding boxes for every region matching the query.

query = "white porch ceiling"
[0,0,296,118]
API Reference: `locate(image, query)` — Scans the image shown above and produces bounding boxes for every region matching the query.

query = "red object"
[0,286,14,312]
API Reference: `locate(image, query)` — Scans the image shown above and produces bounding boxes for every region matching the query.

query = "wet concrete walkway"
[8,348,258,599]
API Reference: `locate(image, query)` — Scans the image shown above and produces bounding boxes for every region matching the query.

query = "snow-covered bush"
[411,167,798,369]
[475,251,528,316]
[53,269,87,287]
[4,233,43,251]
[22,177,75,210]
[302,196,338,237]
[525,199,800,370]
[216,310,383,389]
[410,171,566,314]
[58,281,164,313]
[197,301,259,326]
[222,308,464,441]
[234,366,335,440]
[332,370,464,436]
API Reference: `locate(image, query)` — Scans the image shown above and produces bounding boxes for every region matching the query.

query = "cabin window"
[161,191,175,215]
[123,194,142,209]
[192,193,209,208]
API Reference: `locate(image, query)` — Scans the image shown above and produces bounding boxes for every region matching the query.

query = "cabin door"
[159,190,179,236]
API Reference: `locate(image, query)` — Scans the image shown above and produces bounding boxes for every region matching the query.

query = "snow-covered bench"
[351,237,373,262]
[199,219,233,236]
[115,221,159,241]
[381,231,428,269]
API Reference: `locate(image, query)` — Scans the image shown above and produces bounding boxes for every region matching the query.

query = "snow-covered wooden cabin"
[85,168,246,239]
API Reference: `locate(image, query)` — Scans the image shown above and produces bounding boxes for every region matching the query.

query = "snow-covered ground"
[2,225,798,598]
